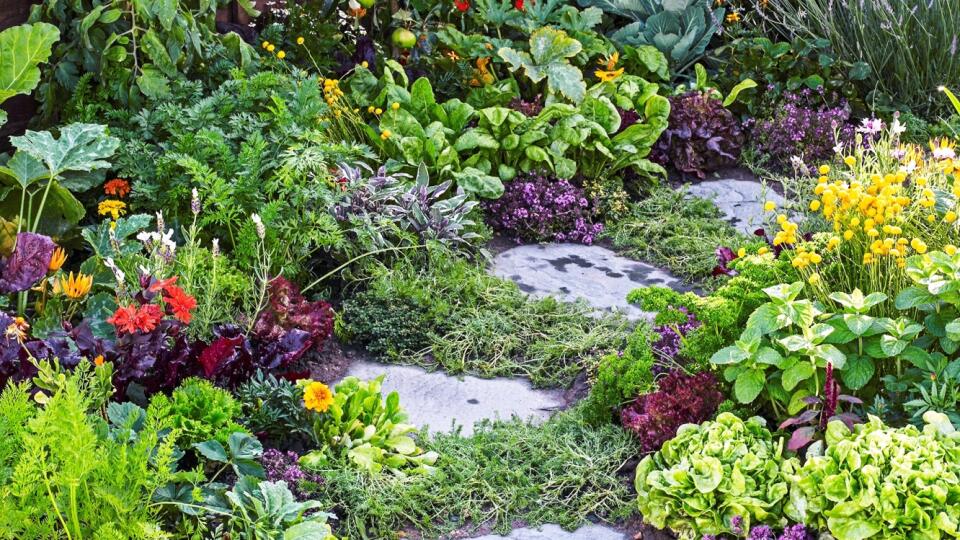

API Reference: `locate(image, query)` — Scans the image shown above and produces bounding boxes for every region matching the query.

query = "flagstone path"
[685,178,784,234]
[341,175,771,539]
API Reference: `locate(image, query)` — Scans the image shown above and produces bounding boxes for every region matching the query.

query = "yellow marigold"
[98,200,127,220]
[48,247,66,272]
[304,381,334,413]
[54,272,93,300]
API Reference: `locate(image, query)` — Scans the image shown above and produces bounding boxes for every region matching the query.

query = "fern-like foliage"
[0,362,175,540]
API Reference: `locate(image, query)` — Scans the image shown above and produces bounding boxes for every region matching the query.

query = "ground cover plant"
[1,1,960,539]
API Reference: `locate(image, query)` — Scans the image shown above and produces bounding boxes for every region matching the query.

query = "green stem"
[31,172,57,232]
[42,471,72,540]
[301,244,425,294]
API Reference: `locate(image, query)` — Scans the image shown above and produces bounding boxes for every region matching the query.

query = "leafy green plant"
[194,432,267,480]
[498,27,586,103]
[301,376,439,475]
[582,323,658,425]
[0,123,118,238]
[29,0,257,120]
[223,477,334,540]
[785,413,960,540]
[896,250,960,357]
[0,360,176,540]
[635,412,794,536]
[0,22,59,128]
[148,377,248,447]
[236,371,315,446]
[583,0,723,74]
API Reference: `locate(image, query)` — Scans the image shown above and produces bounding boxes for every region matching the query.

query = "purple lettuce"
[651,92,744,179]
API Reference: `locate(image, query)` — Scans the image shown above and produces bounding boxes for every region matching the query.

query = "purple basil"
[482,171,603,245]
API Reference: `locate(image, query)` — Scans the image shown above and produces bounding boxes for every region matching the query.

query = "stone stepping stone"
[341,360,564,436]
[491,243,684,321]
[469,524,625,540]
[685,178,783,235]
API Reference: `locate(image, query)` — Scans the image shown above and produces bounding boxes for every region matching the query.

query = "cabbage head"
[634,412,796,537]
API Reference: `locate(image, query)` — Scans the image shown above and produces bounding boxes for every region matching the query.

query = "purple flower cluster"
[748,88,855,170]
[261,448,323,500]
[652,307,701,370]
[701,523,813,540]
[483,171,603,245]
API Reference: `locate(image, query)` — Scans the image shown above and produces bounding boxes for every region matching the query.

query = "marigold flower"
[304,381,334,413]
[725,11,740,23]
[54,272,93,300]
[98,200,127,220]
[48,247,66,272]
[104,178,131,198]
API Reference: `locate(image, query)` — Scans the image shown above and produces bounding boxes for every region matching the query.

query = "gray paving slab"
[685,178,784,235]
[469,524,626,540]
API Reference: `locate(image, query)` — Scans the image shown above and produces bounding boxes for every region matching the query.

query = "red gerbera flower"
[134,304,164,333]
[163,284,197,324]
[454,0,470,11]
[107,304,139,335]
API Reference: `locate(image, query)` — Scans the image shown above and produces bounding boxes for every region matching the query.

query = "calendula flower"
[98,200,127,220]
[304,381,334,412]
[297,36,305,45]
[594,52,624,82]
[54,272,93,300]
[104,178,131,198]
[48,247,66,272]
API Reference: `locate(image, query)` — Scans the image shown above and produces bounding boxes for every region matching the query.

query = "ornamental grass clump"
[635,413,795,537]
[482,171,604,244]
[785,413,960,540]
[772,124,960,315]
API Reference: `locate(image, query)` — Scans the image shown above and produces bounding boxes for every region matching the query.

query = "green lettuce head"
[634,412,797,537]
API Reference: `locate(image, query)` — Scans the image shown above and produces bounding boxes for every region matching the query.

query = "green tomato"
[357,0,375,7]
[391,28,416,49]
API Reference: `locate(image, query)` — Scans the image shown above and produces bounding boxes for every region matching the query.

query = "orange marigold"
[104,178,131,198]
[304,381,334,413]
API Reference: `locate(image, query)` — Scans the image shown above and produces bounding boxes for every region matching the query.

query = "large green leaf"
[0,23,60,123]
[10,123,119,179]
[498,27,586,103]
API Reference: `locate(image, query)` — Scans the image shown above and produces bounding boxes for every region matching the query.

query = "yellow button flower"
[911,238,928,253]
[818,164,830,175]
[297,36,305,45]
[763,200,776,212]
[844,156,856,167]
